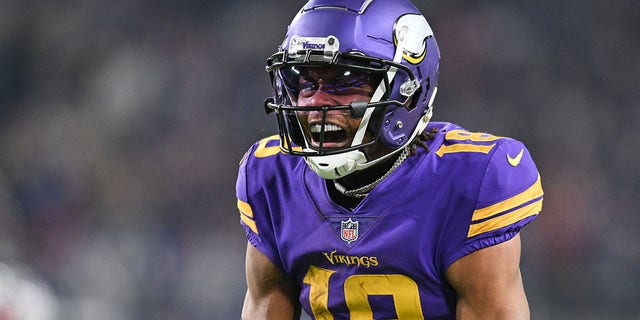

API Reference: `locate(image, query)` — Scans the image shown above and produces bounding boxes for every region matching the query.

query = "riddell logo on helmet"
[302,42,325,50]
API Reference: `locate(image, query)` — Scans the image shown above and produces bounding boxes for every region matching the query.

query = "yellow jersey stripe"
[472,174,543,222]
[237,199,254,218]
[240,212,259,234]
[467,198,542,238]
[237,199,258,234]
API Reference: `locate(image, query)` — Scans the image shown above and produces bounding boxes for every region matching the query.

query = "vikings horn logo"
[340,218,359,244]
[393,14,433,64]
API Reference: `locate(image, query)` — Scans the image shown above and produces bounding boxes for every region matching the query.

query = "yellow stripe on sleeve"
[237,199,254,218]
[237,199,258,234]
[472,174,543,222]
[467,198,542,238]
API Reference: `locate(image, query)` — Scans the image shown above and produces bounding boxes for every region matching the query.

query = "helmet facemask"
[266,50,416,157]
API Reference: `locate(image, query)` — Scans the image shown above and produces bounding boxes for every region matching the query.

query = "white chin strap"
[304,151,367,180]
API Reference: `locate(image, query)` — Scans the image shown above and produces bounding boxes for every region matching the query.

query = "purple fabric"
[236,121,542,319]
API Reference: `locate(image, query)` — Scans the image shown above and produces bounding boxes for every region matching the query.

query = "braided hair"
[409,127,439,156]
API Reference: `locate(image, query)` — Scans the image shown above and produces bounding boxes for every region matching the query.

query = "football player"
[237,0,543,318]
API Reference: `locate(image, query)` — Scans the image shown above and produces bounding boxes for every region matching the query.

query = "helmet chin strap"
[304,27,437,180]
[304,150,367,179]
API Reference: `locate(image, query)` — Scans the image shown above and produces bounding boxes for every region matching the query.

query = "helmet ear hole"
[412,77,432,111]
[407,88,421,111]
[421,78,432,107]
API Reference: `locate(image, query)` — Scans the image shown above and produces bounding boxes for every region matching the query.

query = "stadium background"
[0,0,637,319]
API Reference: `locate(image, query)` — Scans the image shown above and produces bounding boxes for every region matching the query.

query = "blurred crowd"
[0,0,638,319]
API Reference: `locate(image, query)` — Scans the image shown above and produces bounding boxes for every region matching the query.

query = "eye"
[333,71,372,91]
[298,79,319,97]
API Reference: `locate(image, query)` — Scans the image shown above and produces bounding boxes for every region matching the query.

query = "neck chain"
[333,147,410,198]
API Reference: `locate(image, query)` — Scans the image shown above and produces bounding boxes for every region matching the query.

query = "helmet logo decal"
[394,14,434,65]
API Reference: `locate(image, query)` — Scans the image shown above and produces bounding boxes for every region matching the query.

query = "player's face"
[293,67,378,149]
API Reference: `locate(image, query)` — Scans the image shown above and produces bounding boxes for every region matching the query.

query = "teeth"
[310,123,343,133]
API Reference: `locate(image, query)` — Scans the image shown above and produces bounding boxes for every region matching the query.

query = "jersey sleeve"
[443,138,543,268]
[235,138,284,270]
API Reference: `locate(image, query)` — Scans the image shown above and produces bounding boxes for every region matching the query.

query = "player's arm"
[446,234,530,320]
[242,243,301,320]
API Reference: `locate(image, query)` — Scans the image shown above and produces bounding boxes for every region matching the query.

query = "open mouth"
[309,123,348,147]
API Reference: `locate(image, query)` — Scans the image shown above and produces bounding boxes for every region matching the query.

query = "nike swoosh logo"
[507,149,524,167]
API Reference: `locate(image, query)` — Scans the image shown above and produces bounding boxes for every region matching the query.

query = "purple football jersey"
[237,122,543,319]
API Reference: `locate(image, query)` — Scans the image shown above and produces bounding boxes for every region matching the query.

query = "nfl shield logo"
[340,218,359,244]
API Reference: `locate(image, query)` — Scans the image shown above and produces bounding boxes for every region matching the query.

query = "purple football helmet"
[265,0,440,179]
